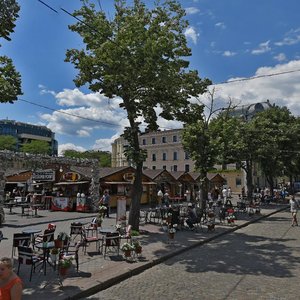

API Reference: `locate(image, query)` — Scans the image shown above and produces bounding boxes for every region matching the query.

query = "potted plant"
[50,248,59,262]
[132,240,142,254]
[58,257,73,276]
[98,205,107,218]
[168,227,176,239]
[55,232,70,249]
[121,242,134,257]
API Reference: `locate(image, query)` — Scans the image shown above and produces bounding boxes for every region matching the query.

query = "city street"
[88,210,300,300]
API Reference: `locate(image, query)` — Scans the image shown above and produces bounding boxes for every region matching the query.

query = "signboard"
[51,197,72,211]
[117,197,127,225]
[32,170,55,182]
[63,172,81,182]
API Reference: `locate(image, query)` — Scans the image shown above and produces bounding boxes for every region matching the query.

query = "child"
[0,257,23,300]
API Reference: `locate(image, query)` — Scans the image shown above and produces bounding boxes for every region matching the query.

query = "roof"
[99,166,136,179]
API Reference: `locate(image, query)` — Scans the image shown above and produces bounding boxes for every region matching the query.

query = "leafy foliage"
[66,0,210,229]
[21,140,51,155]
[0,134,17,150]
[63,149,111,167]
[0,0,22,102]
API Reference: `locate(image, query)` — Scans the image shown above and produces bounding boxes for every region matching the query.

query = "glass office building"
[0,119,58,156]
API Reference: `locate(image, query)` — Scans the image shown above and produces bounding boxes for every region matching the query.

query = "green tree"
[63,149,111,167]
[21,140,51,155]
[0,0,22,102]
[0,134,17,150]
[66,0,210,230]
[252,106,300,196]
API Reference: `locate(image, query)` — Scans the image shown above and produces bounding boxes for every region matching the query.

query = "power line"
[213,69,300,86]
[18,98,120,128]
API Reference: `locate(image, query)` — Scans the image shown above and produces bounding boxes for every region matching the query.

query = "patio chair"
[82,227,102,254]
[101,232,121,257]
[84,217,98,237]
[70,222,84,244]
[17,246,43,281]
[11,233,31,258]
[33,228,55,248]
[120,225,132,243]
[60,241,82,272]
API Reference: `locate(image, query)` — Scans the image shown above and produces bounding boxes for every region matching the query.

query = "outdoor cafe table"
[99,228,118,235]
[35,241,55,275]
[31,204,43,217]
[22,228,42,245]
[6,201,15,214]
[19,203,30,216]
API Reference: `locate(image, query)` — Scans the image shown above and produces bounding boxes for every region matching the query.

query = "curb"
[67,205,288,300]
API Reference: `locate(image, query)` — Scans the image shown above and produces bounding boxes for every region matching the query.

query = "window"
[152,166,156,170]
[173,152,178,160]
[236,178,242,186]
[162,136,167,143]
[142,139,146,145]
[152,154,156,161]
[173,165,177,171]
[172,135,177,142]
[152,137,156,144]
[184,152,189,160]
[185,164,190,172]
[162,153,167,161]
[163,165,166,170]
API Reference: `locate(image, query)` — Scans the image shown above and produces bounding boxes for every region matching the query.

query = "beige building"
[112,129,194,172]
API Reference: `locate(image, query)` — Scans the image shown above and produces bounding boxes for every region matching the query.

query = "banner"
[117,197,127,224]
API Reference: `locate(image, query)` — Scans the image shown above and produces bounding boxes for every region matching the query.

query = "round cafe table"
[22,228,42,245]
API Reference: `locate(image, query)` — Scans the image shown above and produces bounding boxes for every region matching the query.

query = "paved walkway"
[0,201,289,300]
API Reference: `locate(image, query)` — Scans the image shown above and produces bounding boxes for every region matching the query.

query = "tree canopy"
[63,149,111,167]
[0,0,22,103]
[0,134,17,150]
[21,140,51,155]
[66,0,210,229]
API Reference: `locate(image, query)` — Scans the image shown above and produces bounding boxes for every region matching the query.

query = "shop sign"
[123,172,135,182]
[63,172,81,182]
[32,170,55,181]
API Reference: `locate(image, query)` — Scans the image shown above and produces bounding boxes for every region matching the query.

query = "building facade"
[0,119,58,156]
[112,129,194,172]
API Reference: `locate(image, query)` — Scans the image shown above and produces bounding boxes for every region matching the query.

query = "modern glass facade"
[0,119,58,156]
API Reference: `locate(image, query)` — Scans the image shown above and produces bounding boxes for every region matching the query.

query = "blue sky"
[1,0,300,154]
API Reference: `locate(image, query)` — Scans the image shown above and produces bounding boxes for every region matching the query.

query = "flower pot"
[168,232,175,239]
[55,240,63,248]
[59,267,69,276]
[135,247,142,254]
[123,250,132,257]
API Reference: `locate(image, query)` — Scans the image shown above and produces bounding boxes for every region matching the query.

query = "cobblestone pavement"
[88,210,299,300]
[0,199,289,299]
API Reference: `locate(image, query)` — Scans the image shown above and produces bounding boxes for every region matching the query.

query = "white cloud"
[223,51,236,57]
[273,53,287,62]
[275,28,300,46]
[185,7,200,15]
[215,22,226,30]
[93,133,121,152]
[251,40,271,55]
[184,26,199,44]
[208,60,300,117]
[58,143,86,156]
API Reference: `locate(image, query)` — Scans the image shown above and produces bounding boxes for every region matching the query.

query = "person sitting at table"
[186,204,197,230]
[0,257,23,300]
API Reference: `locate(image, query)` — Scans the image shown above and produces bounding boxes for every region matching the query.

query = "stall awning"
[54,181,89,185]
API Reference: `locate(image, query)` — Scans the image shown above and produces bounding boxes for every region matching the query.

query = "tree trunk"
[245,160,254,200]
[128,162,143,231]
[199,171,208,210]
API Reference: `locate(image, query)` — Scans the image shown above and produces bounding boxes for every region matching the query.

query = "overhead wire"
[33,0,300,129]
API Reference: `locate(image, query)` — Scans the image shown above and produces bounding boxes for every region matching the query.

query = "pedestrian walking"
[100,190,110,218]
[290,195,299,226]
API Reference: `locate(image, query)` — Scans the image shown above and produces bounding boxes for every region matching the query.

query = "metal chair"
[82,227,101,254]
[70,222,84,244]
[33,228,55,249]
[12,233,31,258]
[101,232,121,257]
[17,246,43,281]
